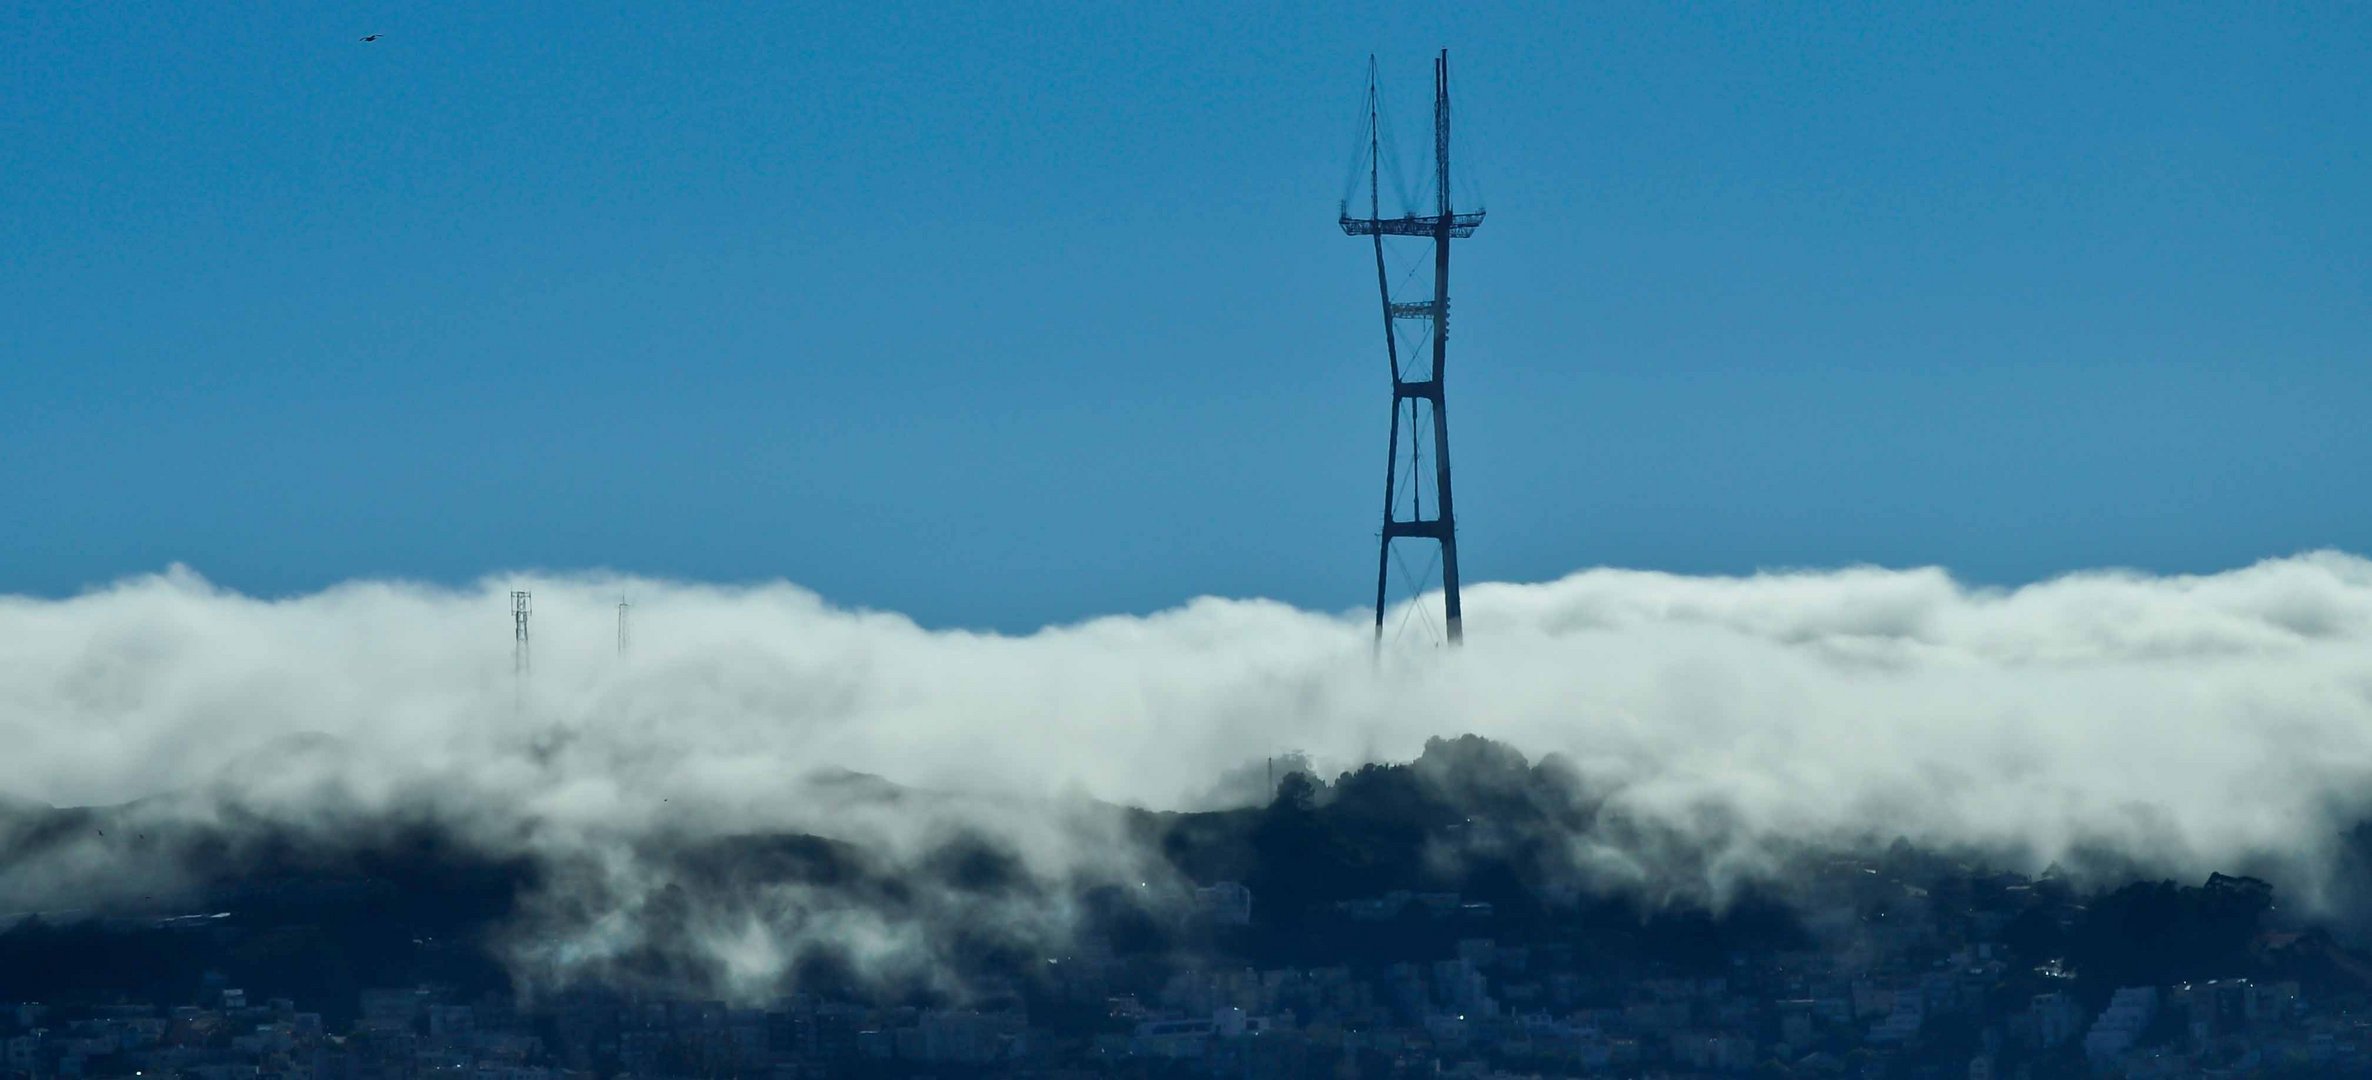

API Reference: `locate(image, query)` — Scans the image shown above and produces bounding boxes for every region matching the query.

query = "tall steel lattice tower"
[1343,51,1483,646]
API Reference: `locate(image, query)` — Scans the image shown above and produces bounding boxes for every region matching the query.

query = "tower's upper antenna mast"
[1343,50,1482,646]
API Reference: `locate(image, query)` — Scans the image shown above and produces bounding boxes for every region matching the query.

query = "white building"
[1195,882,1253,926]
[2083,986,2159,1064]
[2030,992,2084,1048]
[1868,998,1923,1043]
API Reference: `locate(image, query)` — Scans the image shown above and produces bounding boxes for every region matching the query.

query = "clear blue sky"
[5,3,2368,630]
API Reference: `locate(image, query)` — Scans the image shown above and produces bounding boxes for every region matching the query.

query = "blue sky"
[5,3,2367,630]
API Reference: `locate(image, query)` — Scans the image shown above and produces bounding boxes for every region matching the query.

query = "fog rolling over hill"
[7,552,2372,999]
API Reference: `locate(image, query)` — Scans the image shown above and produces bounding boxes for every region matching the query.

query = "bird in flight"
[360,34,381,43]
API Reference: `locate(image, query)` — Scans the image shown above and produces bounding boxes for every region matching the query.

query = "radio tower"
[1343,51,1483,645]
[511,590,533,674]
[616,599,630,658]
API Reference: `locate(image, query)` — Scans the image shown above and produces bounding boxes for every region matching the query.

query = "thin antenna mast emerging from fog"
[617,599,630,658]
[512,590,533,674]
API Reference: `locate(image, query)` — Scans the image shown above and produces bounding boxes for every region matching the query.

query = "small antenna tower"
[511,590,533,674]
[1343,50,1483,646]
[616,599,630,658]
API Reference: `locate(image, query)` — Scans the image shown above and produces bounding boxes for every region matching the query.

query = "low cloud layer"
[7,553,2372,995]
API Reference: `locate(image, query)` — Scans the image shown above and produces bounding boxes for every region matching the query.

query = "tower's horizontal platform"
[1340,212,1485,238]
[1383,518,1454,541]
